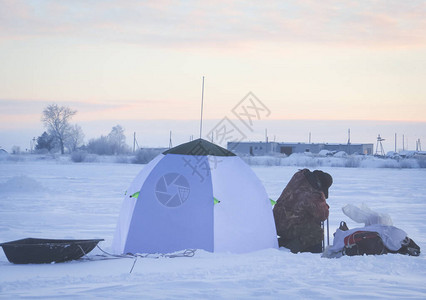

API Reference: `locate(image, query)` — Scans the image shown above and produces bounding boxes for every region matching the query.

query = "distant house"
[228,141,373,156]
[228,142,279,156]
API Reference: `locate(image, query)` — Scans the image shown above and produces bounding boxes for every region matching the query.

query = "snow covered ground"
[0,157,425,299]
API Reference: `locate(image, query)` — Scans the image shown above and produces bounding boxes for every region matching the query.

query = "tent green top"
[163,138,236,157]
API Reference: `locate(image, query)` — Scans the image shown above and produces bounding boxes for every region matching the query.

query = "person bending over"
[273,169,333,253]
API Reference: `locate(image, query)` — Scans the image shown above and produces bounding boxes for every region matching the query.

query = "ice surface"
[0,159,425,299]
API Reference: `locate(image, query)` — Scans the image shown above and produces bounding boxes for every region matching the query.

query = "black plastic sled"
[0,238,104,264]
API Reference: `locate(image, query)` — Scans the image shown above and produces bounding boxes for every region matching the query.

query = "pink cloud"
[0,1,425,48]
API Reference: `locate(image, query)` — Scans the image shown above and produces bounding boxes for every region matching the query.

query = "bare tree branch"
[42,104,77,154]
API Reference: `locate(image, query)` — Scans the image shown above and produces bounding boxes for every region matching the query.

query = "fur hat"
[304,169,333,199]
[313,170,333,198]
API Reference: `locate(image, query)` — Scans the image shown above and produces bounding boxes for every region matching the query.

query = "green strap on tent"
[130,191,140,199]
[270,198,276,206]
[214,197,220,205]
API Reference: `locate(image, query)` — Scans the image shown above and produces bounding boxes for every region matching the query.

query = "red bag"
[343,231,387,256]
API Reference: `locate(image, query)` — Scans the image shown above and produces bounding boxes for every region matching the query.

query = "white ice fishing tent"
[112,139,278,254]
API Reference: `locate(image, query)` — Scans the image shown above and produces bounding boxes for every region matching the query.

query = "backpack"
[343,231,387,256]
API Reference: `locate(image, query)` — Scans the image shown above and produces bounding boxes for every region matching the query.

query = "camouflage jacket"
[273,169,329,243]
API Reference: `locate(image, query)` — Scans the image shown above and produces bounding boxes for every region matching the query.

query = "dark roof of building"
[163,138,236,156]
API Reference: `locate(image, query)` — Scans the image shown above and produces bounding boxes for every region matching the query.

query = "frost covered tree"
[86,125,129,155]
[87,136,111,155]
[66,124,85,153]
[35,131,55,152]
[108,125,128,155]
[41,104,77,154]
[11,145,21,154]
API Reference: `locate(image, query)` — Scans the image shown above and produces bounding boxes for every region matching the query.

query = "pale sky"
[0,1,425,152]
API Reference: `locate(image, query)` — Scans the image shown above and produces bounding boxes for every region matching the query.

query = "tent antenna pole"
[199,76,205,139]
[133,132,136,153]
[395,133,397,152]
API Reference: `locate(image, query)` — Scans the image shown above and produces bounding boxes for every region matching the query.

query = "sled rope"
[96,245,196,259]
[95,245,196,273]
